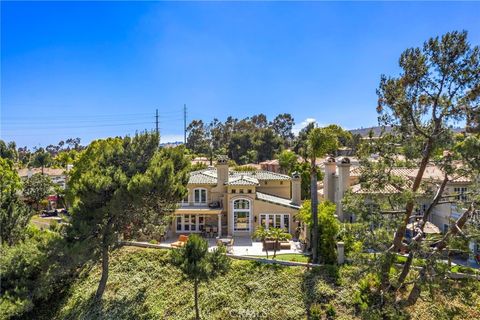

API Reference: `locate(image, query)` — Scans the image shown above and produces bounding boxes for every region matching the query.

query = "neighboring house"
[318,157,473,233]
[259,159,281,173]
[173,156,301,238]
[17,167,69,189]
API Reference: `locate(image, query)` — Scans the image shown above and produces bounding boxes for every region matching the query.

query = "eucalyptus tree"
[68,132,189,299]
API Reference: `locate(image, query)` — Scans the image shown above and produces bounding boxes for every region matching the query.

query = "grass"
[249,253,310,263]
[29,246,480,320]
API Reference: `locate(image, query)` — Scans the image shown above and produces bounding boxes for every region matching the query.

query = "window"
[194,188,207,204]
[454,187,468,201]
[247,189,252,194]
[233,199,251,232]
[232,189,236,194]
[240,189,244,194]
[259,213,290,233]
[176,215,205,232]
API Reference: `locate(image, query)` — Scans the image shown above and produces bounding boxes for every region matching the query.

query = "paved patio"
[162,235,304,256]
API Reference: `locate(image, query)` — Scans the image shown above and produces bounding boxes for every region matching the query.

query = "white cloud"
[292,118,317,136]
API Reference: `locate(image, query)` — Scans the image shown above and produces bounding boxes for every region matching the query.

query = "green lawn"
[249,253,310,263]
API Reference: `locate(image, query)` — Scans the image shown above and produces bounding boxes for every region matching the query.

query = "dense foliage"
[186,113,294,164]
[67,132,190,299]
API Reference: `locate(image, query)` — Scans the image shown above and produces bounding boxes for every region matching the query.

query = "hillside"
[29,247,480,320]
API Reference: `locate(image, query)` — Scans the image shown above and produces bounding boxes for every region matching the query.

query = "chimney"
[216,155,229,185]
[323,156,336,202]
[291,171,301,205]
[335,157,351,221]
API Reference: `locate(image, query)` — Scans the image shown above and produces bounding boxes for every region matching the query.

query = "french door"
[176,214,205,232]
[259,214,290,233]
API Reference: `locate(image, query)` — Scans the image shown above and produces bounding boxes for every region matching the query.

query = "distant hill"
[350,125,464,137]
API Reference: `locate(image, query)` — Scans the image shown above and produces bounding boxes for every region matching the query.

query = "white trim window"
[176,214,205,232]
[194,188,207,205]
[233,199,251,232]
[259,213,290,233]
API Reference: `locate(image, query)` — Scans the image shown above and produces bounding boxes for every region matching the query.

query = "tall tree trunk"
[310,157,319,264]
[96,219,113,300]
[95,243,109,300]
[194,279,200,320]
[395,174,449,290]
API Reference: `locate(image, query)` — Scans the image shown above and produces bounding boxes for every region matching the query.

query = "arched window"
[233,199,251,232]
[194,188,207,205]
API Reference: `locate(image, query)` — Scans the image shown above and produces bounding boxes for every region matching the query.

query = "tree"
[307,126,339,263]
[298,200,339,264]
[186,120,209,155]
[68,133,189,300]
[371,30,480,303]
[23,173,53,211]
[271,113,295,147]
[277,150,298,174]
[268,227,292,259]
[253,128,283,162]
[171,235,230,320]
[30,148,52,174]
[0,140,18,162]
[0,158,32,245]
[253,225,271,258]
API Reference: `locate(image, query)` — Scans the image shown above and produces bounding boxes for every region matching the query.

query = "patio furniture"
[280,241,291,250]
[217,237,234,253]
[171,235,189,248]
[205,226,212,238]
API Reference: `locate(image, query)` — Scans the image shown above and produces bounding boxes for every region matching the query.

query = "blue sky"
[1,1,480,148]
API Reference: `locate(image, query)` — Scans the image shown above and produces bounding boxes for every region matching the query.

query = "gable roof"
[226,175,259,186]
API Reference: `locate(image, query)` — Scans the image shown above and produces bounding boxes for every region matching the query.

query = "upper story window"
[454,187,468,201]
[194,188,207,205]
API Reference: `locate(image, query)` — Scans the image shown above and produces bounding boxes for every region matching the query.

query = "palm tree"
[253,225,271,258]
[171,235,230,320]
[307,127,338,263]
[268,227,292,259]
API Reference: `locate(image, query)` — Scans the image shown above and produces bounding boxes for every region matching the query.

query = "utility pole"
[155,108,159,136]
[183,104,187,144]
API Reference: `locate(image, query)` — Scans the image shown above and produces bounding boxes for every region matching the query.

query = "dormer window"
[194,188,207,205]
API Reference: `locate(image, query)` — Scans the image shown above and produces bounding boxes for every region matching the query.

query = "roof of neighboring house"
[256,191,300,209]
[187,168,291,185]
[17,168,65,178]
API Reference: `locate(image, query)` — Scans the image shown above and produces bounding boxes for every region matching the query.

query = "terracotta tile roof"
[17,168,65,177]
[256,191,300,209]
[187,168,291,185]
[226,175,259,186]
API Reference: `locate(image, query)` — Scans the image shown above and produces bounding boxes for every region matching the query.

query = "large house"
[319,156,473,234]
[173,156,301,238]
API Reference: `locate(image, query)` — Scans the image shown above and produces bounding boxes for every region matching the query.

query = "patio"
[162,235,304,256]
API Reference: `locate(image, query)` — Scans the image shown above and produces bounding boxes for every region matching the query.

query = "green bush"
[0,226,74,319]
